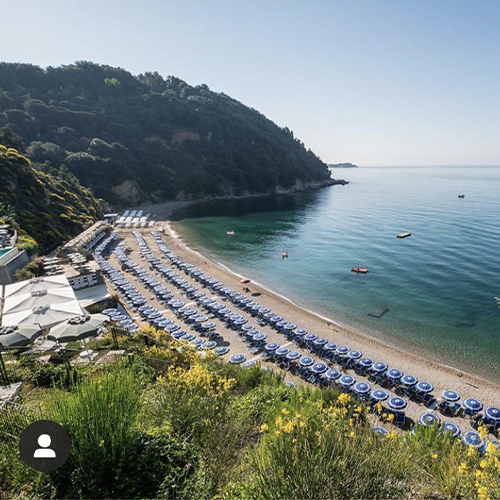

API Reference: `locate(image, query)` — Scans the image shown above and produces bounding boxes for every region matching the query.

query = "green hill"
[0,62,344,205]
[0,143,101,252]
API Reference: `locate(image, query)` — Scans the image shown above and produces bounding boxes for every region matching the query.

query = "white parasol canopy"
[4,275,69,298]
[1,302,84,330]
[3,288,77,315]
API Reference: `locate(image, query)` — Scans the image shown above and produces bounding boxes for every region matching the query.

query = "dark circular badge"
[19,420,71,472]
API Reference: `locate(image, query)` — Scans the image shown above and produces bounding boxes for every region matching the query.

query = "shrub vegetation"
[0,327,498,499]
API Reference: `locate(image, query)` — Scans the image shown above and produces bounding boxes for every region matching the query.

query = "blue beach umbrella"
[324,343,338,352]
[190,338,204,347]
[358,358,373,369]
[286,351,301,361]
[294,328,307,337]
[336,346,350,355]
[371,389,389,402]
[243,360,257,368]
[338,375,356,387]
[463,431,484,448]
[325,369,341,381]
[180,333,196,342]
[215,346,229,356]
[203,341,217,350]
[245,329,258,339]
[284,381,296,388]
[443,390,460,402]
[348,350,362,360]
[242,324,255,332]
[299,356,314,367]
[165,324,180,332]
[372,362,388,373]
[388,397,407,410]
[304,334,318,343]
[416,381,434,393]
[158,319,173,328]
[201,322,216,330]
[353,382,371,395]
[419,412,441,426]
[284,323,296,331]
[264,342,280,352]
[253,333,267,342]
[443,422,461,438]
[463,398,483,412]
[401,375,418,387]
[313,338,328,347]
[485,407,500,423]
[386,368,403,381]
[229,353,246,364]
[275,347,290,357]
[311,362,328,374]
[372,426,388,436]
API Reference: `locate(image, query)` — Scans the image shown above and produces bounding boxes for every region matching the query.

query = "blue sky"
[1,0,500,166]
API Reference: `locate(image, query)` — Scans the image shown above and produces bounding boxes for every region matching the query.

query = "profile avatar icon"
[33,434,56,459]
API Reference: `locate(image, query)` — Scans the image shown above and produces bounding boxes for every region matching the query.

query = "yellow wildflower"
[274,430,281,437]
[275,416,284,427]
[480,459,489,469]
[477,486,490,500]
[376,401,383,413]
[387,413,395,423]
[431,453,438,460]
[458,462,468,474]
[260,423,269,433]
[338,393,351,405]
[281,408,289,415]
[355,406,363,413]
[350,431,355,438]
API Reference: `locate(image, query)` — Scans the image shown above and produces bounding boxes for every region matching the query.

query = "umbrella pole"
[0,351,10,385]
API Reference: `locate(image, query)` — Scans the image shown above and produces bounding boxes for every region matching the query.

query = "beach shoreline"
[132,198,500,408]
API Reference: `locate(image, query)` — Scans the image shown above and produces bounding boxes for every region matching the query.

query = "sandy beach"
[111,201,500,432]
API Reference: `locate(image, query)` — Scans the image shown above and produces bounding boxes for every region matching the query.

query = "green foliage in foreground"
[0,61,337,204]
[0,334,499,499]
[0,143,101,251]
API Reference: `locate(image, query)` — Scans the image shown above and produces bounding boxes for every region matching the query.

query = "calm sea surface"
[171,167,500,382]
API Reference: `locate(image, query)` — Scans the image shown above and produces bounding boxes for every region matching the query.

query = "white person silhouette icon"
[33,434,56,458]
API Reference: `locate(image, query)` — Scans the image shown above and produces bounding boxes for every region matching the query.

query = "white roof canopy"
[4,275,69,298]
[2,275,84,330]
[3,287,78,315]
[2,301,84,330]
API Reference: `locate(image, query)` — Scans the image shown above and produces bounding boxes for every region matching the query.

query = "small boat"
[226,230,235,235]
[458,194,465,198]
[351,267,369,274]
[281,250,289,259]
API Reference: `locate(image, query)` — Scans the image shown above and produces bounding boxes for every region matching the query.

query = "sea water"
[171,167,500,382]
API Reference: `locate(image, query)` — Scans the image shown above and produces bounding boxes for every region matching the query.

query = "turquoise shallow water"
[171,167,500,382]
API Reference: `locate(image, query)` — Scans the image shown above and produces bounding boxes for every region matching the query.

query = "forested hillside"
[0,62,342,205]
[0,138,101,252]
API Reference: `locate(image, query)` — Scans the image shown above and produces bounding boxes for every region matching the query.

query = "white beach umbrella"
[4,275,69,298]
[2,288,77,315]
[1,302,84,330]
[47,314,108,343]
[0,324,43,340]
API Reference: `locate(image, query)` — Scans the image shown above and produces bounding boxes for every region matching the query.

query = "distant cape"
[328,163,358,168]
